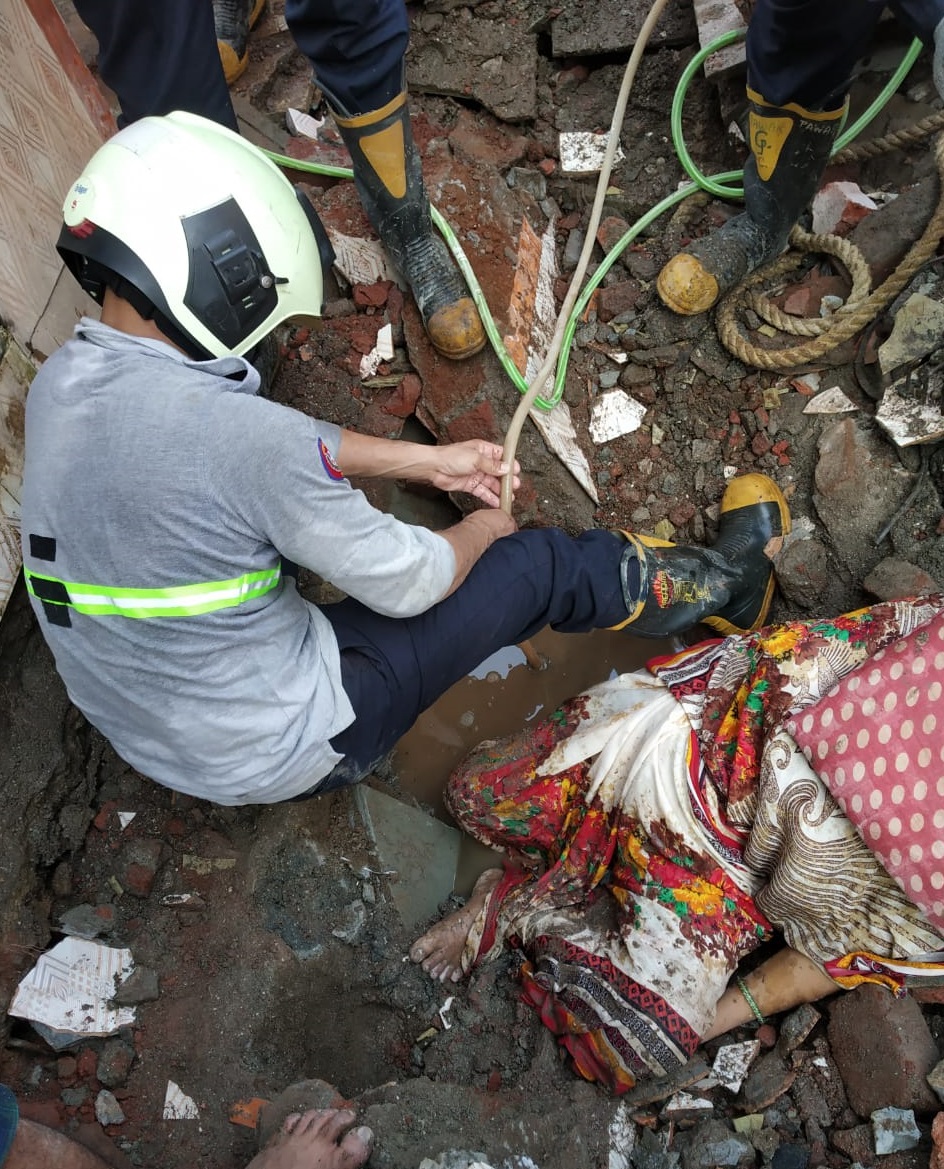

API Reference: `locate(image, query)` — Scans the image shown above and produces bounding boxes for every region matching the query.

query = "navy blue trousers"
[748,0,944,108]
[319,527,630,789]
[72,0,407,128]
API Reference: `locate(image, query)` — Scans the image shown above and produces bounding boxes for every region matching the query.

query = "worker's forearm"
[439,512,509,597]
[702,947,839,1041]
[335,430,433,481]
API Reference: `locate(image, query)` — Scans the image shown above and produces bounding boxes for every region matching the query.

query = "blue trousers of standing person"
[318,528,631,789]
[747,0,944,109]
[71,0,407,130]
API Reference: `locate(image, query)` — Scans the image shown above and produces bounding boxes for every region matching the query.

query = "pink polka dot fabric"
[786,612,944,935]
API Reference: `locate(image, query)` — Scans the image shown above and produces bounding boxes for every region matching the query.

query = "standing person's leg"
[657,0,883,316]
[72,0,237,130]
[319,474,790,787]
[283,0,486,361]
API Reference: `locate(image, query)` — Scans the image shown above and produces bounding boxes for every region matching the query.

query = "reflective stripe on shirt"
[24,566,281,619]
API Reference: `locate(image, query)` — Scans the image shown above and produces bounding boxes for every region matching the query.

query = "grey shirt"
[21,320,455,804]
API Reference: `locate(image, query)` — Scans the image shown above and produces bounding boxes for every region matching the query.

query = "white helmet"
[57,110,333,358]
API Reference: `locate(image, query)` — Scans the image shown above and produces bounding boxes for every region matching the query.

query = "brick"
[382,373,422,419]
[597,280,644,322]
[116,839,163,900]
[443,399,501,447]
[827,984,940,1117]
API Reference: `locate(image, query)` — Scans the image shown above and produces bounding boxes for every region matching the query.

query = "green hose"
[264,31,922,412]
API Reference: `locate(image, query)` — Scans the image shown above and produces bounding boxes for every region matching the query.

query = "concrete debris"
[95,1089,126,1127]
[828,984,942,1116]
[8,938,135,1041]
[285,107,323,139]
[407,13,537,122]
[559,131,625,176]
[58,903,114,940]
[777,1004,821,1055]
[712,1040,761,1093]
[607,1101,636,1169]
[590,389,647,443]
[876,381,944,448]
[871,1106,922,1154]
[551,0,696,57]
[355,786,460,929]
[928,1059,944,1104]
[164,1080,199,1120]
[327,231,395,287]
[802,386,857,414]
[662,1091,714,1120]
[359,322,395,379]
[811,181,878,236]
[879,294,944,374]
[864,556,942,601]
[691,0,748,79]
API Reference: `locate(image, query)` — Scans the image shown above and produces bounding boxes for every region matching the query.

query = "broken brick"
[383,374,422,419]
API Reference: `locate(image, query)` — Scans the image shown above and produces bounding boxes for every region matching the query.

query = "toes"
[339,1124,374,1167]
[409,939,432,963]
[319,1109,358,1145]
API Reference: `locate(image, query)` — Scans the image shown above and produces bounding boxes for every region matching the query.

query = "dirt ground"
[2,3,944,1168]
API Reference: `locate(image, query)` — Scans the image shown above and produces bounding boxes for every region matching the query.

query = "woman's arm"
[702,947,839,1040]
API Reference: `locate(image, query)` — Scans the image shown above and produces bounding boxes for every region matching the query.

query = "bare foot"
[409,868,502,982]
[248,1109,373,1169]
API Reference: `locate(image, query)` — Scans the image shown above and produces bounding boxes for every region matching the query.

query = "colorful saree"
[445,597,944,1093]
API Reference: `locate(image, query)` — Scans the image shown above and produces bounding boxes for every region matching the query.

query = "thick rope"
[717,132,944,369]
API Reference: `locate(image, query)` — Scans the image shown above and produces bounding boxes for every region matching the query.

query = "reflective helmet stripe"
[24,567,281,619]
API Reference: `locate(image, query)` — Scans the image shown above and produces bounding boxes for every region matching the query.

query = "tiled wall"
[0,0,113,618]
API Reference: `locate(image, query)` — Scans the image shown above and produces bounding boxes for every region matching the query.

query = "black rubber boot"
[334,92,486,360]
[611,474,791,637]
[214,0,265,85]
[657,91,845,316]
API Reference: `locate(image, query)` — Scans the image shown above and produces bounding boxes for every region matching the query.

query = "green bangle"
[736,976,766,1025]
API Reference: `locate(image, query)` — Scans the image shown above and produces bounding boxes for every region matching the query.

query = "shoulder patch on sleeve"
[318,437,345,482]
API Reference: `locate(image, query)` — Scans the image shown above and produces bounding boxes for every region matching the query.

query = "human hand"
[426,440,521,508]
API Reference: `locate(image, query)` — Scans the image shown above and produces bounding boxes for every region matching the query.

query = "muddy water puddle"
[391,626,674,895]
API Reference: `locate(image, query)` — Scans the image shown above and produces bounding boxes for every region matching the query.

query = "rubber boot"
[334,92,486,360]
[215,0,266,86]
[657,91,845,316]
[611,473,791,637]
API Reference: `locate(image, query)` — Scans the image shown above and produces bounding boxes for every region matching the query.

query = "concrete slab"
[355,786,460,930]
[551,0,696,57]
[407,13,537,122]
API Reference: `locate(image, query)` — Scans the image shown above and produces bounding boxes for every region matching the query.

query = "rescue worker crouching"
[22,112,791,807]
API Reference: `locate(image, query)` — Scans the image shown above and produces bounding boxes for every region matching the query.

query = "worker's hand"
[426,440,520,508]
